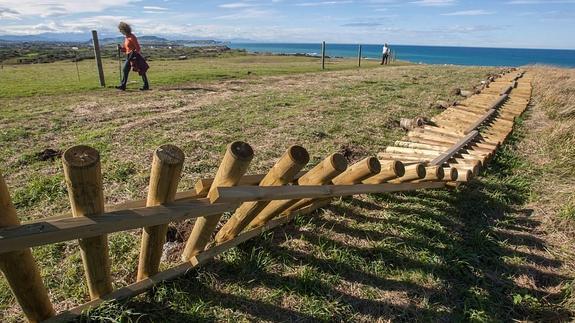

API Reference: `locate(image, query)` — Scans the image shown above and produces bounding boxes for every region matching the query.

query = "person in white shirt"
[381,43,390,65]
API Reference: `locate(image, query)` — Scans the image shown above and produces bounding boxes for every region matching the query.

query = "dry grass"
[1,60,574,322]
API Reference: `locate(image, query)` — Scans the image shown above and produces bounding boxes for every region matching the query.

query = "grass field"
[0,55,573,322]
[0,53,390,98]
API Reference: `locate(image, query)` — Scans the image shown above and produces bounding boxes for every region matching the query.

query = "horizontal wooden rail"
[211,181,446,204]
[0,199,234,254]
[429,130,479,166]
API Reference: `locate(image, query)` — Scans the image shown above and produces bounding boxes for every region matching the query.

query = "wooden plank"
[211,181,445,204]
[463,110,496,134]
[0,199,234,254]
[429,130,479,166]
[193,172,307,198]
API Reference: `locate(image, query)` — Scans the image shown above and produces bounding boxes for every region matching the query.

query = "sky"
[1,0,575,49]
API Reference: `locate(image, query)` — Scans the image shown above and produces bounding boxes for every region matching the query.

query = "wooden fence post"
[245,153,347,230]
[91,30,105,87]
[0,172,55,322]
[321,41,326,70]
[182,141,254,260]
[389,163,426,183]
[137,145,184,281]
[62,145,113,299]
[363,160,405,184]
[333,157,380,185]
[214,145,309,244]
[286,156,381,213]
[358,45,362,67]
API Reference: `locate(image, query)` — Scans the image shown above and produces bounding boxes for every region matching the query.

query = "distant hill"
[0,33,227,47]
[98,35,169,45]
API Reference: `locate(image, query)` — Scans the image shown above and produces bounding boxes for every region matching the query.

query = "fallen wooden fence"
[0,69,532,322]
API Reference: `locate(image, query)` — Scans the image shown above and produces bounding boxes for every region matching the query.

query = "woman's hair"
[118,22,132,35]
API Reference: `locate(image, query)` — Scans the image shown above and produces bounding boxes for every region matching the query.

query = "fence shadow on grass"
[79,149,573,322]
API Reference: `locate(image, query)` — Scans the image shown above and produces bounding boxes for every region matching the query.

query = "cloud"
[295,1,353,7]
[0,7,21,20]
[215,9,276,20]
[341,22,383,27]
[442,10,495,16]
[411,0,456,6]
[219,2,256,9]
[507,0,575,3]
[143,6,169,11]
[0,0,140,17]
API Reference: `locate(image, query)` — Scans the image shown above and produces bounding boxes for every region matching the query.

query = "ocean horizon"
[229,43,575,68]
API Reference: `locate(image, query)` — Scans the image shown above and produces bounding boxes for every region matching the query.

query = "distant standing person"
[116,22,150,91]
[381,43,390,65]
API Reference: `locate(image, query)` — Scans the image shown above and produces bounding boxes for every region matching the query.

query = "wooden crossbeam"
[211,181,445,204]
[429,130,479,166]
[0,199,234,254]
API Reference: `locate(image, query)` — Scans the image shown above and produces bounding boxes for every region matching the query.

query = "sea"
[228,43,575,68]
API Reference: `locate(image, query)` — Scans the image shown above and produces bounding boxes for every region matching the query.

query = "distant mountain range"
[0,32,255,44]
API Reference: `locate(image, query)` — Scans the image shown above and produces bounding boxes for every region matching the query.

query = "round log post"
[363,160,405,184]
[137,145,185,281]
[0,172,55,322]
[286,156,381,214]
[214,145,310,244]
[417,166,444,182]
[443,167,459,181]
[245,153,347,230]
[455,168,474,182]
[389,163,426,183]
[182,141,254,261]
[332,157,381,185]
[62,145,113,299]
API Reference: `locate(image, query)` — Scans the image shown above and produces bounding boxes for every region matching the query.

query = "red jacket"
[121,34,141,55]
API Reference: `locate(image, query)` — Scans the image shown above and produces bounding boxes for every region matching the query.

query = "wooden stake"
[358,44,362,67]
[91,30,105,87]
[137,145,184,281]
[214,145,309,244]
[363,160,405,184]
[321,41,326,70]
[62,145,113,299]
[181,141,254,260]
[286,156,381,213]
[444,167,458,181]
[389,163,426,183]
[332,157,380,185]
[245,153,347,230]
[0,172,55,322]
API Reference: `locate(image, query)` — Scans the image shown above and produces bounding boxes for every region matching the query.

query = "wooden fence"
[0,69,531,322]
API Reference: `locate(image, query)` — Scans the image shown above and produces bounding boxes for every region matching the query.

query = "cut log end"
[62,145,100,168]
[155,144,185,165]
[367,157,381,174]
[446,167,458,181]
[287,145,310,165]
[229,141,254,161]
[393,160,405,177]
[415,164,426,178]
[330,153,348,172]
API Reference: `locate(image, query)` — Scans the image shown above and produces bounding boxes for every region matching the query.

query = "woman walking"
[116,22,150,91]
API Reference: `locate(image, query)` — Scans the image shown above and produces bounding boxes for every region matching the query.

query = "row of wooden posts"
[89,30,396,86]
[0,70,529,322]
[320,41,397,70]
